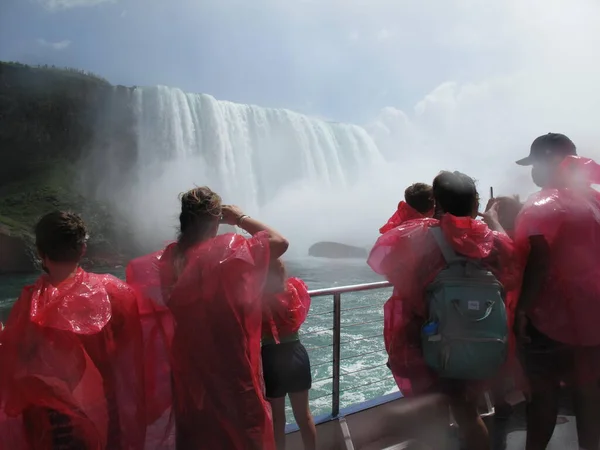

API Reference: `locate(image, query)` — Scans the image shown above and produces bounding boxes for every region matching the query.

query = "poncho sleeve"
[262,277,311,343]
[125,250,175,444]
[98,275,147,450]
[369,219,441,395]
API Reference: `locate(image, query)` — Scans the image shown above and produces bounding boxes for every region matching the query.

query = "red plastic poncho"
[262,277,311,343]
[126,251,176,449]
[0,269,146,450]
[379,201,426,234]
[368,215,519,396]
[159,232,274,450]
[515,155,600,347]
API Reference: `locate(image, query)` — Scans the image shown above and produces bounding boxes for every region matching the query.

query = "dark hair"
[177,186,222,252]
[432,171,479,217]
[404,183,434,214]
[493,196,523,231]
[35,211,88,263]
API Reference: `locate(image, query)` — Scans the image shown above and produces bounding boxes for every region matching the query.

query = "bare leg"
[524,383,559,450]
[289,390,317,450]
[268,397,287,450]
[448,395,489,450]
[573,382,600,450]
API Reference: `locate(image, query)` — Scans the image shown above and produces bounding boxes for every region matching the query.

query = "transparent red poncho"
[126,250,176,449]
[157,232,274,450]
[262,277,311,343]
[379,201,426,234]
[515,155,600,347]
[368,215,520,396]
[0,269,146,450]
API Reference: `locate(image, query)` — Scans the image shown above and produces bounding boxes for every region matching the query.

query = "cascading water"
[95,85,387,252]
[131,86,383,209]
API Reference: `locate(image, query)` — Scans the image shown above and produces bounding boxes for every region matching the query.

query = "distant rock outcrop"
[308,241,367,259]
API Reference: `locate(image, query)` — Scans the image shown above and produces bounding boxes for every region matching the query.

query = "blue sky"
[0,0,531,122]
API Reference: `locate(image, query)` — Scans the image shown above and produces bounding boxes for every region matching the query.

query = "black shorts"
[261,340,312,399]
[519,321,600,389]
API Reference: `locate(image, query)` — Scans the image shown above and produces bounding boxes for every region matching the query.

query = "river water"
[0,256,398,421]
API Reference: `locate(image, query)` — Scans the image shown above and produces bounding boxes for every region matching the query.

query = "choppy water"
[0,256,398,422]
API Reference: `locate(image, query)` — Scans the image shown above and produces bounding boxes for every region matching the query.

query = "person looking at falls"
[157,186,288,450]
[378,183,434,234]
[368,171,520,450]
[261,259,316,450]
[513,133,600,450]
[0,211,146,450]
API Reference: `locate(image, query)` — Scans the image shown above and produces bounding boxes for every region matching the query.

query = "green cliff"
[0,61,133,273]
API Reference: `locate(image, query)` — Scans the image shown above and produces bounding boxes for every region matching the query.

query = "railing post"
[332,292,342,417]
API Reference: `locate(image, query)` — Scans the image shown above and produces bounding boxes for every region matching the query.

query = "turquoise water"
[0,256,397,419]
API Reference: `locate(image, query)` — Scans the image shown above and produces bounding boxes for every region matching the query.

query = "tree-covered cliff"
[0,61,135,273]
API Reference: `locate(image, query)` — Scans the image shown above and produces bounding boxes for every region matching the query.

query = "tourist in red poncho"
[0,211,146,450]
[261,260,315,450]
[157,186,288,450]
[513,133,600,450]
[125,249,176,448]
[379,183,435,234]
[368,171,519,450]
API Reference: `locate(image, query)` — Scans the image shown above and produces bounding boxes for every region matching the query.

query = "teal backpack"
[421,227,508,380]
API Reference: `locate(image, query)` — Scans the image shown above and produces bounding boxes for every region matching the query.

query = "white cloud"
[37,0,116,11]
[359,0,600,200]
[36,39,72,50]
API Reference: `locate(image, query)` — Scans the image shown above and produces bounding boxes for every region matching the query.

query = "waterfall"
[93,85,386,251]
[131,86,383,210]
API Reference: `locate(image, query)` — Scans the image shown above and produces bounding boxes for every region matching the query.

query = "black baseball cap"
[516,133,577,166]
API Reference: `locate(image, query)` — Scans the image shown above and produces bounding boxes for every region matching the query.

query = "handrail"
[305,280,393,417]
[307,281,391,298]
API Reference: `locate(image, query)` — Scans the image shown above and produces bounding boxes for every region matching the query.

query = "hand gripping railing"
[306,281,392,417]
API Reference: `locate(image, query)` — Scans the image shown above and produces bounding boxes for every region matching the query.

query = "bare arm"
[238,216,289,259]
[479,201,508,235]
[221,205,289,260]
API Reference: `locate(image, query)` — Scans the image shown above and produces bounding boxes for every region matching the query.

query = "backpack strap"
[430,227,465,264]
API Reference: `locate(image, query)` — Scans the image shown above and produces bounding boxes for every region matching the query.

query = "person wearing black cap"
[516,133,577,187]
[514,133,600,450]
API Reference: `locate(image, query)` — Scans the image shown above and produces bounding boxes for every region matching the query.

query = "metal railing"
[305,281,392,417]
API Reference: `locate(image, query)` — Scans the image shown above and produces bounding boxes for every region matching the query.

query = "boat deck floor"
[489,402,578,450]
[449,390,580,450]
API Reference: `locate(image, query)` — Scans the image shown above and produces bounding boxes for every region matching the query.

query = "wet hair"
[404,183,434,214]
[177,186,222,252]
[494,196,523,231]
[432,171,479,217]
[35,211,88,263]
